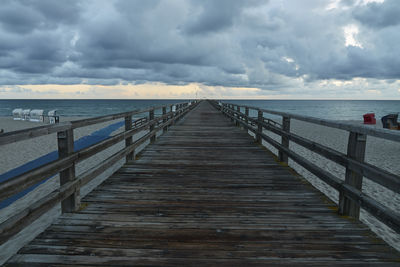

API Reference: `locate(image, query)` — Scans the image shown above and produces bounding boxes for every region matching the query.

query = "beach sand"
[0,116,149,264]
[259,118,400,251]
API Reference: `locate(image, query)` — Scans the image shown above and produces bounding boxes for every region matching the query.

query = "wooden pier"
[2,101,400,265]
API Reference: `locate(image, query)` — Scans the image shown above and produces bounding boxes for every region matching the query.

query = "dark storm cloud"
[183,0,252,35]
[0,0,399,89]
[353,0,400,29]
[0,0,81,34]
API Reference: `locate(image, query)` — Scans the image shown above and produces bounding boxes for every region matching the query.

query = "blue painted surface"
[0,121,125,209]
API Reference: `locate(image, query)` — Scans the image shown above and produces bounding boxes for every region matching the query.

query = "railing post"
[256,110,263,144]
[170,105,175,125]
[162,106,167,133]
[149,108,155,143]
[278,116,291,163]
[125,115,133,162]
[230,105,234,122]
[339,132,367,219]
[245,107,249,126]
[176,104,180,120]
[236,106,240,126]
[177,104,181,122]
[57,128,79,213]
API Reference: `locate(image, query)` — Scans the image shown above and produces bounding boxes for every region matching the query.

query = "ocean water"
[226,100,400,121]
[0,99,398,121]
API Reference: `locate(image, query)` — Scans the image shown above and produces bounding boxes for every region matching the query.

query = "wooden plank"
[256,118,400,194]
[223,107,400,234]
[6,100,399,266]
[0,154,76,202]
[0,122,71,146]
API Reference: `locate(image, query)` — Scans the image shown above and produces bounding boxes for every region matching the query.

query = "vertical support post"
[149,108,155,143]
[57,128,79,213]
[176,104,180,122]
[339,132,367,219]
[245,107,249,126]
[278,116,291,164]
[170,105,175,125]
[125,115,133,162]
[236,106,240,126]
[256,110,263,144]
[230,105,234,122]
[162,106,167,133]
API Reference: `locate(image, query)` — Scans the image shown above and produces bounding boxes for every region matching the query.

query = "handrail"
[211,100,400,235]
[232,110,400,194]
[0,100,199,245]
[0,101,190,146]
[220,103,400,142]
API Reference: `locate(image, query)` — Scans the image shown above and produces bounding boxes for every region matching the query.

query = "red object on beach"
[363,113,376,124]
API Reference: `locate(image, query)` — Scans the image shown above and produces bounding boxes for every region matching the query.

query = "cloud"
[0,0,399,98]
[353,0,400,29]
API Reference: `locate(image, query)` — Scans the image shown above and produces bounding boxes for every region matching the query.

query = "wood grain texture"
[6,101,399,266]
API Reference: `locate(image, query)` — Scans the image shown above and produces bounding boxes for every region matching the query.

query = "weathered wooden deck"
[6,101,399,266]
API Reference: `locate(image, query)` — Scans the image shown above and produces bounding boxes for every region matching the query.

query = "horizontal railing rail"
[0,100,199,244]
[210,100,400,235]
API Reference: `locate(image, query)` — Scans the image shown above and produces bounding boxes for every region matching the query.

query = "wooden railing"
[210,100,400,235]
[0,100,199,244]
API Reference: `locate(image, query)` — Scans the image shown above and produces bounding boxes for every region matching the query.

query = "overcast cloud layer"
[0,0,399,97]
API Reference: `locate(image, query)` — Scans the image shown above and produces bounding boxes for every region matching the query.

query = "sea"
[0,99,399,121]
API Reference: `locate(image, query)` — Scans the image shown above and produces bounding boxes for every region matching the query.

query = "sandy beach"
[0,115,399,264]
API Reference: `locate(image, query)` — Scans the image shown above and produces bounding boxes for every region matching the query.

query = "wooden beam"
[125,115,134,162]
[256,110,263,144]
[223,106,400,194]
[245,107,249,125]
[0,101,198,245]
[149,109,155,143]
[57,129,79,213]
[0,122,71,146]
[279,116,290,163]
[339,132,367,219]
[221,102,400,142]
[162,107,167,133]
[235,106,240,126]
[221,109,400,234]
[0,155,76,202]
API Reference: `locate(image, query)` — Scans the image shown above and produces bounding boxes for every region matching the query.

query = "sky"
[0,0,399,99]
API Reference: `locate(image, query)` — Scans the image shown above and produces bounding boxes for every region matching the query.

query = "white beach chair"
[22,109,31,121]
[29,109,44,122]
[12,108,23,120]
[172,105,176,112]
[48,110,57,124]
